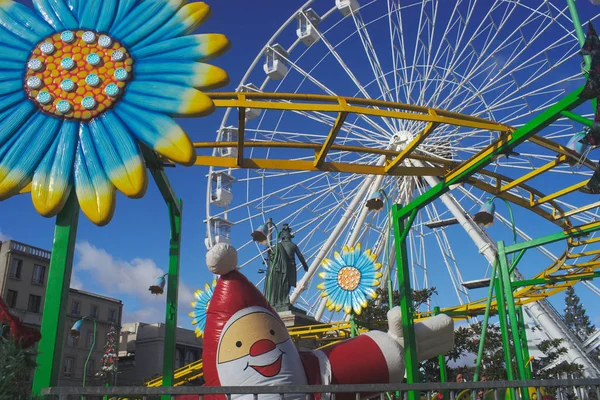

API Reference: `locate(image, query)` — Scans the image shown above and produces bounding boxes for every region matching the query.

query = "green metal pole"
[392,204,419,400]
[473,260,499,382]
[32,192,80,396]
[498,241,529,400]
[494,263,514,380]
[381,190,395,307]
[567,0,591,71]
[433,307,449,400]
[350,313,357,338]
[517,306,532,380]
[161,199,182,400]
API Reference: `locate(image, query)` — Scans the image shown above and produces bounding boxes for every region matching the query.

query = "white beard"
[217,338,307,400]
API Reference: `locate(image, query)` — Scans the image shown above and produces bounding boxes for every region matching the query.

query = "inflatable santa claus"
[181,243,454,400]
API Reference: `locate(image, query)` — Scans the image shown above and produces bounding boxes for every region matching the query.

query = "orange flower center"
[337,266,361,291]
[25,30,134,121]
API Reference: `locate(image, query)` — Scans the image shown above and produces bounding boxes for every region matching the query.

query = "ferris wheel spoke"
[349,11,396,109]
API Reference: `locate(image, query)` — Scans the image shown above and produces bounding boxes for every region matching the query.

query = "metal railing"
[41,379,600,399]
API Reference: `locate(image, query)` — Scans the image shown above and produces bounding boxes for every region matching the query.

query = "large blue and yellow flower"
[0,0,230,225]
[317,243,382,315]
[189,278,216,338]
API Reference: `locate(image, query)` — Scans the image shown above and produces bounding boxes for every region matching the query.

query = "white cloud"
[0,229,10,242]
[70,274,84,290]
[74,241,194,324]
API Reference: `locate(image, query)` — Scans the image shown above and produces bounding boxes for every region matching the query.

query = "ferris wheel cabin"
[336,0,359,16]
[263,44,289,80]
[239,83,261,120]
[296,9,322,46]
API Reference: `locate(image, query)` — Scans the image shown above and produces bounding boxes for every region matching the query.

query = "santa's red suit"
[178,243,454,400]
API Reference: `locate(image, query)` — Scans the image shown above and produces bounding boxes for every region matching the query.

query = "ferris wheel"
[204,0,600,322]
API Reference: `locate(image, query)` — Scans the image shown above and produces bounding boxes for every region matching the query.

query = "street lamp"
[149,273,167,295]
[69,316,97,391]
[473,197,517,245]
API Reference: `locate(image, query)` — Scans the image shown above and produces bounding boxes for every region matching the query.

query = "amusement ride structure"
[1,0,600,397]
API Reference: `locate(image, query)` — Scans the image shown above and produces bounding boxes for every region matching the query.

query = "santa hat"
[203,243,278,394]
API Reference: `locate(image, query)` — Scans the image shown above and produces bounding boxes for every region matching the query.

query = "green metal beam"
[32,193,80,396]
[560,110,594,127]
[512,271,600,288]
[396,86,586,221]
[434,306,449,400]
[473,260,499,383]
[505,221,600,255]
[517,306,532,380]
[141,145,181,215]
[498,242,529,399]
[392,204,418,400]
[567,0,591,71]
[495,266,515,397]
[161,199,182,400]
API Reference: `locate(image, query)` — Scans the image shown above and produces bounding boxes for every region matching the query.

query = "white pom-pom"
[206,243,238,275]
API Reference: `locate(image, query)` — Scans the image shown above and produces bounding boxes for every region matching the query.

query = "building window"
[71,301,80,315]
[90,305,99,319]
[184,349,198,366]
[67,333,77,347]
[87,359,95,376]
[9,258,22,279]
[86,331,95,349]
[63,357,74,377]
[31,264,46,285]
[108,309,116,323]
[175,347,184,369]
[6,289,17,308]
[27,295,41,313]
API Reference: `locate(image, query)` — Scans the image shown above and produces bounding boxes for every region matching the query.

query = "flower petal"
[74,124,116,226]
[132,34,230,62]
[135,61,229,91]
[0,25,31,50]
[0,91,25,113]
[88,112,147,198]
[0,43,28,61]
[0,101,36,148]
[132,2,211,50]
[66,0,83,21]
[0,79,23,96]
[110,0,184,47]
[31,121,78,217]
[113,102,195,166]
[0,0,53,44]
[0,112,60,200]
[124,81,215,117]
[33,0,78,31]
[0,60,23,71]
[112,0,136,29]
[78,0,116,32]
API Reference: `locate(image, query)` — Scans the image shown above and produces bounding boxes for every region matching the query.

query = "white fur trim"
[313,350,332,400]
[207,243,238,275]
[364,331,405,383]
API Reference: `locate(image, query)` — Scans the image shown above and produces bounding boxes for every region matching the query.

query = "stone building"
[0,239,123,387]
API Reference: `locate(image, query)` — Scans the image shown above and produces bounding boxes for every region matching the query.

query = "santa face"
[216,306,307,393]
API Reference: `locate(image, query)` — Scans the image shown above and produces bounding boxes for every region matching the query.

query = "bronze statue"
[266,224,309,310]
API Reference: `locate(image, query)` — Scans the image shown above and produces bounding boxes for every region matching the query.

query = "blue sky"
[1,0,600,332]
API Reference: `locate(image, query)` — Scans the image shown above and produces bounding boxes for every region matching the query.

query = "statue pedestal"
[277,306,320,351]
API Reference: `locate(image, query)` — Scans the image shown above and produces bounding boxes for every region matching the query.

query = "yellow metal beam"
[208,93,509,132]
[555,200,600,221]
[567,248,600,259]
[195,156,446,176]
[532,180,588,206]
[500,156,567,193]
[529,135,597,170]
[385,116,439,173]
[195,140,454,166]
[315,108,349,167]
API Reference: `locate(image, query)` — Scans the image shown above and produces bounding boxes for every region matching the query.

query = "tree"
[96,325,119,385]
[0,326,38,400]
[531,338,584,380]
[564,286,596,342]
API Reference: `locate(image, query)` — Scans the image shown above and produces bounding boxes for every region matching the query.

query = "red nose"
[249,339,276,357]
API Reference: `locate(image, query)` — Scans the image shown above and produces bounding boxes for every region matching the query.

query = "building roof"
[69,288,123,304]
